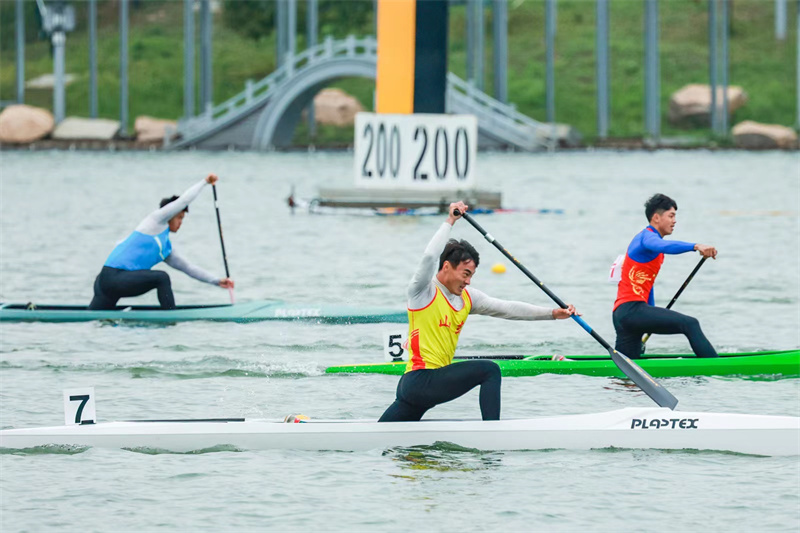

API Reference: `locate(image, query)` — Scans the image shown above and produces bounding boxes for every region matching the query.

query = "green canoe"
[0,300,406,324]
[325,349,800,378]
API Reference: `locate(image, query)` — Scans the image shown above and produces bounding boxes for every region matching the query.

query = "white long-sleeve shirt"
[105,178,219,285]
[407,222,554,320]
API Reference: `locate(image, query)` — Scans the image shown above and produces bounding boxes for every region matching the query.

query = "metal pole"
[644,0,660,140]
[475,0,484,90]
[545,0,556,124]
[466,0,474,83]
[120,0,129,135]
[720,0,729,135]
[307,0,317,136]
[709,0,718,134]
[492,0,508,103]
[53,28,66,123]
[797,0,800,129]
[596,0,609,138]
[16,0,25,104]
[184,0,195,118]
[776,0,787,40]
[200,0,212,110]
[288,0,296,59]
[89,0,97,117]
[277,0,286,66]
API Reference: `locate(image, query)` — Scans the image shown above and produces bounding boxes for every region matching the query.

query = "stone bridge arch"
[252,57,376,149]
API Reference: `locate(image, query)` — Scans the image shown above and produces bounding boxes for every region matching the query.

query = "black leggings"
[378,360,502,422]
[89,266,175,310]
[613,301,717,359]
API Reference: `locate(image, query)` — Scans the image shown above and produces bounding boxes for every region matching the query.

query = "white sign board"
[63,387,97,425]
[383,330,408,362]
[354,113,477,190]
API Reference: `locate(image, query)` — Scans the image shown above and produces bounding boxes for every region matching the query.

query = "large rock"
[52,117,120,140]
[732,121,798,149]
[536,123,583,148]
[313,88,365,127]
[25,73,76,90]
[135,115,177,143]
[0,104,54,143]
[668,84,747,127]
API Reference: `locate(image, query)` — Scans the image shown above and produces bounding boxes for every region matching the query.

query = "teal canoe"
[0,300,407,324]
[325,350,800,379]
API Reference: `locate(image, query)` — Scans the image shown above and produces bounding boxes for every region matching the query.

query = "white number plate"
[63,387,97,425]
[354,113,477,189]
[384,330,408,362]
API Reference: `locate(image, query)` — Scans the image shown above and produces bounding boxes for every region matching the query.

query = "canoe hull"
[2,408,798,456]
[325,350,800,378]
[0,301,406,324]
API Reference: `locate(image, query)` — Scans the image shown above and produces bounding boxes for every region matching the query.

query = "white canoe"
[2,408,798,456]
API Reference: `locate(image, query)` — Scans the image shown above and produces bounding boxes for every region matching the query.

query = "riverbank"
[1,1,796,147]
[1,136,797,152]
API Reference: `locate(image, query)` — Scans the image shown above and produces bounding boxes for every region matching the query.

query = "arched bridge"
[166,36,551,151]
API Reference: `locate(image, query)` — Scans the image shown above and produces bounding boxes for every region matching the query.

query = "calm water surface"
[1,150,799,531]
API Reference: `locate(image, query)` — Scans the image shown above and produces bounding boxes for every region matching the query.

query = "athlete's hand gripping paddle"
[453,209,678,410]
[212,184,234,304]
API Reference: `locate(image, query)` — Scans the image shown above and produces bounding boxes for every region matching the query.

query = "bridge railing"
[170,35,550,151]
[174,36,377,143]
[447,73,551,149]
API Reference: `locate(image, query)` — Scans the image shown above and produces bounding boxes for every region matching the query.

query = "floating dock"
[309,187,502,210]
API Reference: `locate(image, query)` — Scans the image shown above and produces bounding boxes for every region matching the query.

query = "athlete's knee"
[615,335,641,358]
[89,295,113,310]
[154,271,172,287]
[681,315,701,333]
[378,400,422,422]
[477,360,501,381]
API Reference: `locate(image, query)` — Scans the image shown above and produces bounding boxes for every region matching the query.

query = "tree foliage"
[222,0,373,42]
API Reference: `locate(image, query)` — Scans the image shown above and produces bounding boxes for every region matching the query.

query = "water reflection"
[383,442,504,473]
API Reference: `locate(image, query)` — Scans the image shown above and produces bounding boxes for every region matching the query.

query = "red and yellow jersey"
[613,225,696,311]
[405,287,472,373]
[613,253,664,310]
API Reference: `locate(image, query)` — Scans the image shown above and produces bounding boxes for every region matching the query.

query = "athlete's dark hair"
[160,195,188,213]
[645,193,676,221]
[439,239,480,271]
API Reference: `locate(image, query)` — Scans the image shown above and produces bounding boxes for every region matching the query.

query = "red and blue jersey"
[613,226,695,310]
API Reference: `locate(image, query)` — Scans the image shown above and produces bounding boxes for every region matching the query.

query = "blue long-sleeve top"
[626,226,696,305]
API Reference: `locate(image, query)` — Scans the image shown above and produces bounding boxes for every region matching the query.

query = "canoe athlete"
[612,193,717,358]
[379,202,577,422]
[89,174,234,310]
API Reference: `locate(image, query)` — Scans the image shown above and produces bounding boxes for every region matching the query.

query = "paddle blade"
[609,349,679,409]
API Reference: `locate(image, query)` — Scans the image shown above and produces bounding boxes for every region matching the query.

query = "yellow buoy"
[491,263,506,274]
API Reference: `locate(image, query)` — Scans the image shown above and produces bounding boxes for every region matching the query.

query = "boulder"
[52,117,120,140]
[313,88,365,127]
[0,104,54,144]
[25,73,76,90]
[533,123,583,148]
[732,121,798,149]
[134,115,177,143]
[668,84,747,127]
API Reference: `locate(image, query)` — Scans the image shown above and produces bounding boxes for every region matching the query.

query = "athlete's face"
[169,211,186,232]
[651,207,676,236]
[439,259,476,294]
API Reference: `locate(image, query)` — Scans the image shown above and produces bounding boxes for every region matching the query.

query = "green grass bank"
[0,0,796,146]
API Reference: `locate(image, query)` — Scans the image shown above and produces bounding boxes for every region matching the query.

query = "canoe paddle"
[454,209,679,410]
[212,184,234,304]
[641,257,708,346]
